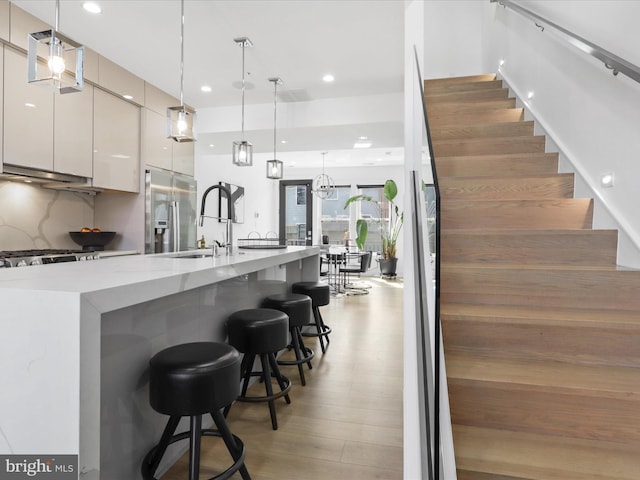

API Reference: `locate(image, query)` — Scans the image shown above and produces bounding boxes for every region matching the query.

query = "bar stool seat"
[141,342,250,480]
[262,293,314,385]
[291,282,332,353]
[226,308,292,430]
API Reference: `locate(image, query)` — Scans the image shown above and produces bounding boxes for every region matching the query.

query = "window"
[357,185,389,253]
[320,186,351,245]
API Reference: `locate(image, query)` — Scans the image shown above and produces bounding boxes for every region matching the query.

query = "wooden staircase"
[425,74,640,480]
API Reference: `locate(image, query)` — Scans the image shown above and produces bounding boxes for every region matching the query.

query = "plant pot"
[378,257,398,277]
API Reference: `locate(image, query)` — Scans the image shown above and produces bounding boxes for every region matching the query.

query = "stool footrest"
[142,429,246,480]
[302,324,332,337]
[236,373,292,403]
[277,347,314,366]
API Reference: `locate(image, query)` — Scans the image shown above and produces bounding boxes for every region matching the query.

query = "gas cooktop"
[0,249,100,267]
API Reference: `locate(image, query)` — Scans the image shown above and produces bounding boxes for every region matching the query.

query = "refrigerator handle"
[170,201,180,252]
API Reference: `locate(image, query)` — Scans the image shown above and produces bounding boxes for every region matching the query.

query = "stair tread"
[454,425,640,480]
[446,350,640,395]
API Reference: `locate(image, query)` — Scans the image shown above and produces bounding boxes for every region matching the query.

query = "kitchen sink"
[169,253,214,259]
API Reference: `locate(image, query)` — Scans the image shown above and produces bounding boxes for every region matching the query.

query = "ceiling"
[13,0,406,168]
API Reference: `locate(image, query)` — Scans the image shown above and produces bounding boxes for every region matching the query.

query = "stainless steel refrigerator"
[145,168,197,253]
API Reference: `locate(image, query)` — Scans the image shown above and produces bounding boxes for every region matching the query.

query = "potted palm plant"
[344,179,403,276]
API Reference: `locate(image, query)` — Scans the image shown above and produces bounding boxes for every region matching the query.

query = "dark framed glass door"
[279,180,313,246]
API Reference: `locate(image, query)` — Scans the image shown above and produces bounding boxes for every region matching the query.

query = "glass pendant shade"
[168,0,196,142]
[266,159,283,179]
[27,30,84,93]
[233,140,253,166]
[167,105,196,142]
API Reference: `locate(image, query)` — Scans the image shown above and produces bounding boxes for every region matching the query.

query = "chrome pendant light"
[167,0,196,142]
[266,77,284,179]
[232,37,253,166]
[27,0,84,93]
[312,152,336,199]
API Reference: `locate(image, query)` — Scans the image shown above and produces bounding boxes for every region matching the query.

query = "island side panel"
[0,290,81,455]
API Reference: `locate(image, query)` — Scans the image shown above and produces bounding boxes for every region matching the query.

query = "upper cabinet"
[9,3,49,51]
[93,89,140,193]
[3,48,54,171]
[54,78,94,178]
[0,1,9,42]
[98,57,145,106]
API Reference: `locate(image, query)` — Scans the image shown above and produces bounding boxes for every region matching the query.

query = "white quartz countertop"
[0,246,319,297]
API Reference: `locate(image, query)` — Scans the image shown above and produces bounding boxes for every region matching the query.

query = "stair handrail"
[412,44,446,479]
[491,0,640,85]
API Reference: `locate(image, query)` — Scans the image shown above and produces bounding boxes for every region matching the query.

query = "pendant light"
[27,0,84,93]
[312,152,336,199]
[266,77,284,179]
[167,0,196,142]
[232,37,253,166]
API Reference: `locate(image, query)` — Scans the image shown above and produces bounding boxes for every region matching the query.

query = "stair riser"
[424,74,497,89]
[440,175,574,201]
[424,79,503,95]
[442,267,640,310]
[449,380,640,444]
[442,320,640,367]
[434,136,545,157]
[441,231,617,265]
[441,199,593,230]
[430,109,524,126]
[430,121,534,140]
[425,88,509,104]
[428,99,517,117]
[436,154,559,177]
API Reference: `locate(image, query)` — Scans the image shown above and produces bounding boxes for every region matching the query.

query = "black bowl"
[69,231,116,251]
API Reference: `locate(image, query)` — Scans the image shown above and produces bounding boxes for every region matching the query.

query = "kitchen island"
[0,246,320,479]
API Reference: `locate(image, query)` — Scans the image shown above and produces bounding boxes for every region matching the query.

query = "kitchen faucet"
[199,184,233,255]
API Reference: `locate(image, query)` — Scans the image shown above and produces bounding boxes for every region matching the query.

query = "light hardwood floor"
[161,276,404,480]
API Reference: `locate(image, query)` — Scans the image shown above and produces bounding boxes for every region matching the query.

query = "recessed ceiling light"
[122,94,133,100]
[601,172,614,187]
[354,141,372,149]
[82,2,102,14]
[358,136,368,140]
[322,74,335,83]
[201,85,212,93]
[527,91,534,99]
[209,144,215,148]
[280,140,287,144]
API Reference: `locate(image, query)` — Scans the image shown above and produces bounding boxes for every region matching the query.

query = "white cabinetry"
[54,80,94,177]
[93,89,140,192]
[0,0,9,42]
[3,48,54,171]
[98,57,145,105]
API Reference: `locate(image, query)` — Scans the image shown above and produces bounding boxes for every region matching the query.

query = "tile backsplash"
[0,180,94,251]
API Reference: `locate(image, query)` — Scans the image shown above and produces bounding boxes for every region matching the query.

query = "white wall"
[482,1,640,267]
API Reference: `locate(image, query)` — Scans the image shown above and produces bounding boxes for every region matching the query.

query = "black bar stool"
[262,293,314,386]
[141,342,250,480]
[226,308,292,430]
[291,282,332,353]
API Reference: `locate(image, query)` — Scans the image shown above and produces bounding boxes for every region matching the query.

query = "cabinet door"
[93,89,140,192]
[172,140,194,176]
[0,1,9,42]
[3,48,53,171]
[54,81,93,177]
[142,108,172,171]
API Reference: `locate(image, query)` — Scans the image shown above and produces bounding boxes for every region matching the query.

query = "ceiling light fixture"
[601,172,614,187]
[82,2,102,14]
[232,37,254,166]
[354,141,372,149]
[200,85,212,93]
[167,0,196,142]
[27,0,84,93]
[322,74,334,83]
[312,152,336,199]
[266,77,284,180]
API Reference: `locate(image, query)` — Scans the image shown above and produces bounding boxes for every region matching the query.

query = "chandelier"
[312,152,335,199]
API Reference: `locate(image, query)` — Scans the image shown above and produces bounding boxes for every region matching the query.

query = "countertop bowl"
[69,231,116,251]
